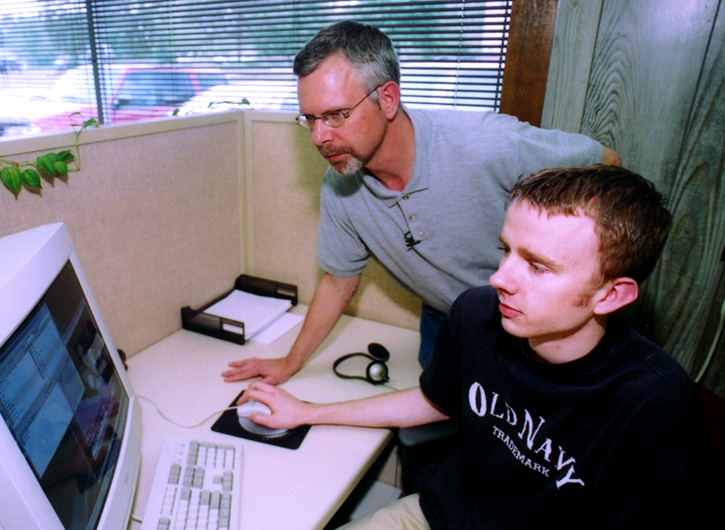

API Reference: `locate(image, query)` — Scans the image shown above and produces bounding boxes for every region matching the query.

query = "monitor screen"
[0,260,130,530]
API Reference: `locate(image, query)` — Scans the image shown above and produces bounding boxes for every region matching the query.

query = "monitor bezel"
[0,223,142,530]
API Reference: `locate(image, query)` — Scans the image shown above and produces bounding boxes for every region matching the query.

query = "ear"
[593,277,639,315]
[377,80,401,120]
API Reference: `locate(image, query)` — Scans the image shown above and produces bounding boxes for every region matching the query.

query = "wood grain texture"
[499,0,559,126]
[700,274,725,393]
[541,0,603,132]
[544,0,725,392]
[579,0,718,171]
[633,1,725,381]
[571,0,724,386]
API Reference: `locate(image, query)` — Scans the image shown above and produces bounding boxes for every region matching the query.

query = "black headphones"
[333,343,391,385]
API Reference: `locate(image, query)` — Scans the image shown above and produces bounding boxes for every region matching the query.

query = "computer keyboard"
[140,435,244,530]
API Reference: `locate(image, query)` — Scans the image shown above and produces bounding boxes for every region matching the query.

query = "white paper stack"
[204,290,293,339]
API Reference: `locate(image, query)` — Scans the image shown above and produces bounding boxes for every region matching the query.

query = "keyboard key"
[168,463,181,485]
[140,436,243,530]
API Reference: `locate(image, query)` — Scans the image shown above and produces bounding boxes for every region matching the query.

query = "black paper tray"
[181,274,298,345]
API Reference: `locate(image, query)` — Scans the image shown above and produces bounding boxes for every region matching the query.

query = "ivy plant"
[1,114,98,198]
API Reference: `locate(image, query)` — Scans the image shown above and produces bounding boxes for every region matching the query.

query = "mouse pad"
[211,390,310,450]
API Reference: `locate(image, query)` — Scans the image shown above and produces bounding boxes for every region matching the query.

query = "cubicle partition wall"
[0,115,244,357]
[0,111,419,359]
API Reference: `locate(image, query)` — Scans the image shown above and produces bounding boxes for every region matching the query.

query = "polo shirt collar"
[360,107,429,207]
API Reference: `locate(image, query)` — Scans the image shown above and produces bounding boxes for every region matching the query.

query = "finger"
[248,412,276,428]
[222,371,248,382]
[222,361,263,381]
[227,357,260,368]
[236,389,252,405]
[261,374,283,386]
[245,381,262,393]
[227,358,251,368]
[240,382,269,404]
[248,381,275,393]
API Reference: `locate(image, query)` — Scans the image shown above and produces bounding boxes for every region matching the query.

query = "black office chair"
[397,420,461,495]
[697,384,725,490]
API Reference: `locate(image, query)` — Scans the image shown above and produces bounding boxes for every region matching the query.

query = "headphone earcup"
[367,342,390,362]
[366,361,389,384]
[333,343,391,385]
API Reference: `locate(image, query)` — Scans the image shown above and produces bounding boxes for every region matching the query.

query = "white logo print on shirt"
[468,382,585,489]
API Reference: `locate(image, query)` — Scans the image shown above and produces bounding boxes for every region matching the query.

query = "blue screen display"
[0,262,129,530]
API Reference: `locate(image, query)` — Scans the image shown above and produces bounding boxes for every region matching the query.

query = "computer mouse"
[236,399,288,436]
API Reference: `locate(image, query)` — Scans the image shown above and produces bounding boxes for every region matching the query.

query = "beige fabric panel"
[0,112,419,363]
[0,121,243,357]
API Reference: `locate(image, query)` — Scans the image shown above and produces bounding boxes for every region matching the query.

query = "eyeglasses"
[296,85,381,130]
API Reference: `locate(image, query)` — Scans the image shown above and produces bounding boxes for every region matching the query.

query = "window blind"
[0,0,511,138]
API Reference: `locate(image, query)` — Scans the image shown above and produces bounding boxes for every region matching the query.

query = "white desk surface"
[126,304,422,530]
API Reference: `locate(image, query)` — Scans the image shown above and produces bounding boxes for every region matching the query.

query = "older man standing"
[223,21,620,384]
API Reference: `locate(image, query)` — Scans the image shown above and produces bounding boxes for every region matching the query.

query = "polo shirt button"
[417,232,424,238]
[403,195,409,200]
[409,214,417,221]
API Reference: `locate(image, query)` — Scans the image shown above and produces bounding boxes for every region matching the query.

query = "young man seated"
[239,165,715,529]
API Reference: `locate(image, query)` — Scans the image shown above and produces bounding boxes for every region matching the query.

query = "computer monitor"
[0,223,142,530]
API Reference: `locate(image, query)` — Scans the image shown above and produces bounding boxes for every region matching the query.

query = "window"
[0,1,511,138]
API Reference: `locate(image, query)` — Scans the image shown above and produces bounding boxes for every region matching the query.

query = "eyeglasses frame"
[296,84,382,130]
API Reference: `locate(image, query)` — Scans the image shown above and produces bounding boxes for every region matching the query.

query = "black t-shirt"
[418,286,714,529]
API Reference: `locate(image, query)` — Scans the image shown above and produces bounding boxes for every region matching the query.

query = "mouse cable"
[136,394,239,429]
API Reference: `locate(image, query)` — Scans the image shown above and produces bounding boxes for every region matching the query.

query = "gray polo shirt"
[317,108,602,313]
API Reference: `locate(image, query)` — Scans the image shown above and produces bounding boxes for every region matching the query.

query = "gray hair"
[293,20,400,92]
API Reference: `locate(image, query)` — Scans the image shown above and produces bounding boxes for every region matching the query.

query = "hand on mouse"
[236,399,288,436]
[237,381,308,431]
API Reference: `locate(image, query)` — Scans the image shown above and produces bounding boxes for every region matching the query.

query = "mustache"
[318,145,356,158]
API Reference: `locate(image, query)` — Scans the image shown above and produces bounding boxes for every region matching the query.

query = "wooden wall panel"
[541,0,603,132]
[499,0,559,126]
[579,0,718,176]
[546,0,724,391]
[633,2,725,384]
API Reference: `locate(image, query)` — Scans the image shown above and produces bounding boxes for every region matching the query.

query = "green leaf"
[53,160,68,175]
[1,166,22,197]
[21,168,41,189]
[57,150,75,162]
[36,154,56,175]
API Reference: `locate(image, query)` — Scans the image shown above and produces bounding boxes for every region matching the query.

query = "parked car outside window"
[174,81,298,115]
[0,63,227,137]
